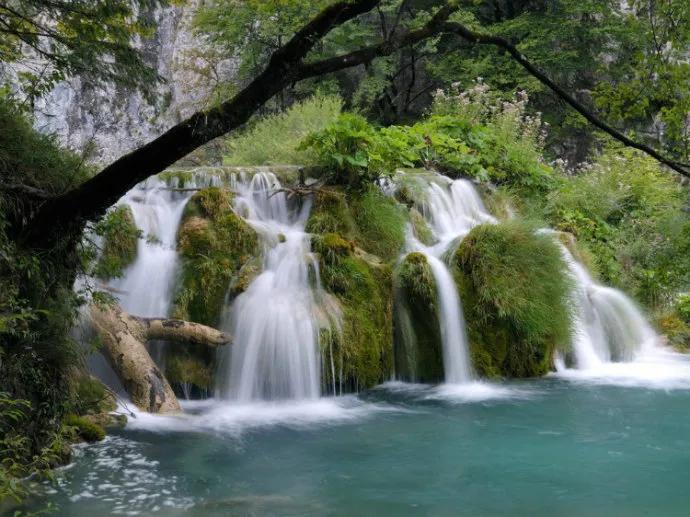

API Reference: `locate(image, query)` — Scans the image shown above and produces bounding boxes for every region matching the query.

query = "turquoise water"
[21,375,690,516]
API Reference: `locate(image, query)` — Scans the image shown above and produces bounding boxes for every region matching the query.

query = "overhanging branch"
[439,21,690,178]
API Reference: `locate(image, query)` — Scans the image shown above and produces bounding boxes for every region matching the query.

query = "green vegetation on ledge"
[93,205,141,280]
[314,233,393,392]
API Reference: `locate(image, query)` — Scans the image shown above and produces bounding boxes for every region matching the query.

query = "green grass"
[351,187,407,261]
[223,94,342,166]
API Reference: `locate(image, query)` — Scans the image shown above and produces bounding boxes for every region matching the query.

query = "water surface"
[24,369,690,516]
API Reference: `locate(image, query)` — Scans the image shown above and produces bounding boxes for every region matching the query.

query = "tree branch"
[21,0,690,248]
[21,0,382,246]
[439,21,690,178]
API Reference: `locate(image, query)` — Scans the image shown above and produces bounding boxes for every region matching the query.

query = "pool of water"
[20,363,690,516]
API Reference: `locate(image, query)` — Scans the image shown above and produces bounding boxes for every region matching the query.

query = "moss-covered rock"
[350,187,407,261]
[409,208,435,246]
[71,374,117,415]
[316,233,393,392]
[173,188,259,326]
[454,221,573,377]
[306,188,356,237]
[94,205,141,280]
[393,252,444,382]
[63,414,106,443]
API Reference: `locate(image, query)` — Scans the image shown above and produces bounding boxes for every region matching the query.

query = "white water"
[550,235,658,370]
[401,174,497,383]
[219,172,322,402]
[107,178,192,317]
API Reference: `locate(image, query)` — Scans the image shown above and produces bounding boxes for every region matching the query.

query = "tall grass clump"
[454,220,573,377]
[223,94,342,166]
[351,187,407,260]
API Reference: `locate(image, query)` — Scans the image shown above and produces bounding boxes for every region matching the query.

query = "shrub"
[301,113,389,187]
[543,148,690,309]
[454,221,573,377]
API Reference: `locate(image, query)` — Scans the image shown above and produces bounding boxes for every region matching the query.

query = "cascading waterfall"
[219,171,322,402]
[402,174,496,383]
[107,178,193,317]
[551,235,658,369]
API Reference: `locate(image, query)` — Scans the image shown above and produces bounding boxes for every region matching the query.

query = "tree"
[18,0,690,251]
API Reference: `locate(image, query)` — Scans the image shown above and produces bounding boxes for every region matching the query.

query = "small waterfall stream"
[402,174,496,384]
[107,178,193,317]
[219,172,322,402]
[554,240,658,369]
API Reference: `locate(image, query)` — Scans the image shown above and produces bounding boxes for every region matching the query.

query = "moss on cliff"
[314,233,393,392]
[454,221,573,377]
[393,252,444,382]
[173,187,258,326]
[94,205,141,280]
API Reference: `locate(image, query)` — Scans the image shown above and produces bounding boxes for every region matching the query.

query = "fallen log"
[89,303,231,414]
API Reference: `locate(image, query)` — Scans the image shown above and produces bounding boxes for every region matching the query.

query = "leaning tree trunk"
[89,303,231,413]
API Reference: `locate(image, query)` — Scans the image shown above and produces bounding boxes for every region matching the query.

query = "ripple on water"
[52,435,194,514]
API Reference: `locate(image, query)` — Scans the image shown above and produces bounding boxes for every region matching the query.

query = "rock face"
[28,1,233,164]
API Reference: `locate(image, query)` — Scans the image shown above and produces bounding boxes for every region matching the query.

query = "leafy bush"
[223,94,341,166]
[302,84,554,194]
[300,113,390,186]
[454,221,573,377]
[543,148,690,308]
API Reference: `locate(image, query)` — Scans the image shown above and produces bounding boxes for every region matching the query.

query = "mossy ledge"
[172,187,259,326]
[393,252,444,383]
[313,232,393,392]
[453,221,574,378]
[94,205,141,280]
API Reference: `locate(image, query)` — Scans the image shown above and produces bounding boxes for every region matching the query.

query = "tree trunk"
[89,303,231,413]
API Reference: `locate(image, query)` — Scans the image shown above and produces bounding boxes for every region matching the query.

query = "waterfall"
[553,236,658,368]
[219,172,322,402]
[402,174,496,384]
[108,178,193,317]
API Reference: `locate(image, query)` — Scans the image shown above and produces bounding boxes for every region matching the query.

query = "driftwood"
[90,303,231,414]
